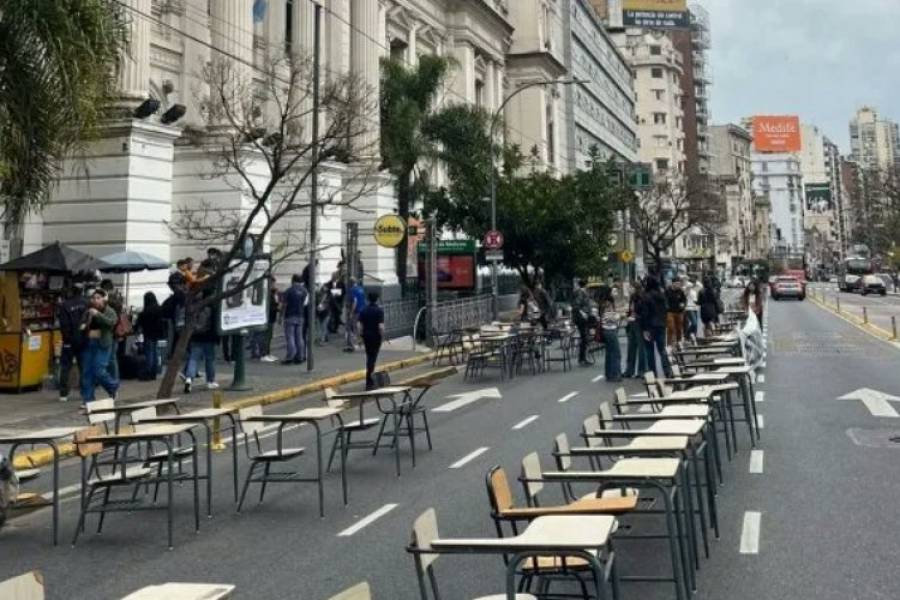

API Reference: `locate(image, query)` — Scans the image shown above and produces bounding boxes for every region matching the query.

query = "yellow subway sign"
[374,214,407,248]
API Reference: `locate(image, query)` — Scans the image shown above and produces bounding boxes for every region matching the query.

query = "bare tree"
[156,51,378,398]
[627,176,720,274]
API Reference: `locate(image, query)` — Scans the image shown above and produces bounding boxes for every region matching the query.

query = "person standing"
[599,288,622,382]
[79,289,119,404]
[534,281,554,329]
[742,279,765,327]
[135,292,164,380]
[639,277,672,377]
[250,276,280,362]
[571,279,592,367]
[100,279,125,382]
[624,282,647,378]
[517,286,538,322]
[684,278,700,341]
[183,300,219,393]
[358,292,385,390]
[282,274,308,364]
[327,271,344,335]
[698,278,719,338]
[56,286,88,402]
[315,282,331,344]
[344,278,365,352]
[664,278,687,347]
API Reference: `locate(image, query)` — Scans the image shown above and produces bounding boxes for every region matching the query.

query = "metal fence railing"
[383,297,422,338]
[431,295,494,334]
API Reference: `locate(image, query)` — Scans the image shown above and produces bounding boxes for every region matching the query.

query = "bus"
[838,256,874,292]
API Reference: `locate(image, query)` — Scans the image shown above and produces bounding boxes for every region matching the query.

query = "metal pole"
[427,219,438,339]
[863,306,868,324]
[306,3,321,372]
[836,295,841,313]
[892,316,897,340]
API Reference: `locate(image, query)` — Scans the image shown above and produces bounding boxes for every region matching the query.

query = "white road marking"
[592,374,605,383]
[449,447,490,469]
[337,503,399,537]
[558,392,579,404]
[757,374,766,384]
[739,511,762,554]
[749,450,764,474]
[761,361,767,369]
[757,415,765,429]
[755,390,765,403]
[512,415,540,430]
[838,389,900,418]
[433,388,502,413]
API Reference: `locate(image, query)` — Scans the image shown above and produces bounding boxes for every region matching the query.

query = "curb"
[807,294,897,342]
[12,351,436,470]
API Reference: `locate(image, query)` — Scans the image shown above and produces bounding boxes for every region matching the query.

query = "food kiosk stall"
[0,242,101,392]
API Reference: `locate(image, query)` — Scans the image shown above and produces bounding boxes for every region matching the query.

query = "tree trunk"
[395,171,412,295]
[156,320,196,399]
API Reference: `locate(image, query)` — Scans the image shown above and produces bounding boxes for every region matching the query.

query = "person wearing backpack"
[56,285,88,402]
[183,296,219,393]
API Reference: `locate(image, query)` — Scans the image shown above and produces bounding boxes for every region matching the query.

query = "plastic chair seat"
[255,447,305,461]
[15,468,40,481]
[88,465,152,486]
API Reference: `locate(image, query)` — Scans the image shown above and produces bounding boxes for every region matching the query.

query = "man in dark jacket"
[665,279,687,345]
[639,277,672,377]
[571,279,592,366]
[282,274,308,364]
[56,286,88,402]
[79,289,119,403]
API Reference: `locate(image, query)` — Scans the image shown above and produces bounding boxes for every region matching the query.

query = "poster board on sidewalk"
[218,256,270,334]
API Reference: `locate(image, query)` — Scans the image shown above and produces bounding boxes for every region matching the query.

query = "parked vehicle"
[838,256,874,292]
[861,274,887,296]
[771,276,805,301]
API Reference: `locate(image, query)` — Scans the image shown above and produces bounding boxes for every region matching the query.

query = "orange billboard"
[752,116,801,153]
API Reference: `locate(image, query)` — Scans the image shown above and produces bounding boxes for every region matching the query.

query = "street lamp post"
[488,78,585,319]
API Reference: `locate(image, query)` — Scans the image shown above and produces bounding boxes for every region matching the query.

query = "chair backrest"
[0,571,44,600]
[598,402,613,428]
[583,414,602,448]
[323,387,345,409]
[657,381,673,397]
[486,466,515,515]
[520,452,544,504]
[554,433,572,471]
[671,364,682,377]
[86,398,115,426]
[328,582,371,600]
[410,508,440,570]
[130,407,157,432]
[614,387,628,412]
[73,427,103,458]
[238,405,265,437]
[643,371,656,389]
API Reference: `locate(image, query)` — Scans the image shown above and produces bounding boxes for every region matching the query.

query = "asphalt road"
[4,299,900,599]
[807,282,900,339]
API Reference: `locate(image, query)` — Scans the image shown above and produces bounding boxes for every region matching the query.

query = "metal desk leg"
[165,439,174,550]
[392,409,401,477]
[202,421,213,518]
[336,415,348,506]
[227,414,239,502]
[50,442,60,546]
[313,422,324,518]
[189,431,200,532]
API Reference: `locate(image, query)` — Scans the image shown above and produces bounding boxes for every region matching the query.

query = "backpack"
[193,305,213,334]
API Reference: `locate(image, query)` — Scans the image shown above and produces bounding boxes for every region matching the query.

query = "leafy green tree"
[0,0,126,252]
[379,55,451,287]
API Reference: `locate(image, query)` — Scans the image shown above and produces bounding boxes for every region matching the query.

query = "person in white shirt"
[684,278,700,341]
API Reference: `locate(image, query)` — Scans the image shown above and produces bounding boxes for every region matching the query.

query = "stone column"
[293,0,316,56]
[118,0,151,103]
[350,0,382,159]
[211,0,253,77]
[484,60,496,113]
[327,0,351,76]
[407,22,418,66]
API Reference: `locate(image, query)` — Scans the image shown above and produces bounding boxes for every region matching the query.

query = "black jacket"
[665,288,687,314]
[57,296,88,348]
[638,290,668,330]
[136,305,165,341]
[698,287,719,322]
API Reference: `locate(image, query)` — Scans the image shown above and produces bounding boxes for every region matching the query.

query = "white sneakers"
[59,396,68,403]
[207,382,220,390]
[260,355,278,363]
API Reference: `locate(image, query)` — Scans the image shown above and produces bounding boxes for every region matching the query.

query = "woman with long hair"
[135,291,164,380]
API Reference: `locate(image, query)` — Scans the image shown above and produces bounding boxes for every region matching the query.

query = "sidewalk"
[0,334,432,432]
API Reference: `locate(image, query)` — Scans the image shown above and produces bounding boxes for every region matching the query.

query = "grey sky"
[706,0,900,152]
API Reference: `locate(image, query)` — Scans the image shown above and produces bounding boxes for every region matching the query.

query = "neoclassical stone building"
[17,0,634,303]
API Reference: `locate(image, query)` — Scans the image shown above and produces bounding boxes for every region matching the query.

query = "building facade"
[709,124,756,269]
[849,106,900,172]
[670,3,711,179]
[560,0,638,170]
[13,0,520,304]
[752,153,804,254]
[799,124,840,266]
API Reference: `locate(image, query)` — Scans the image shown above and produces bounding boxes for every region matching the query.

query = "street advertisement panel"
[219,256,270,333]
[752,116,802,153]
[623,0,688,27]
[417,240,476,290]
[805,183,832,213]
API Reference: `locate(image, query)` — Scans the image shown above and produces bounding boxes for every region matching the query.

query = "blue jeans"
[186,341,216,382]
[685,310,699,338]
[643,326,673,378]
[602,329,622,381]
[80,339,118,403]
[143,339,159,379]
[284,316,306,361]
[625,321,647,377]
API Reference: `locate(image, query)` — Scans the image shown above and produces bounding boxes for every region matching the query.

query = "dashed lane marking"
[449,447,490,469]
[512,415,540,430]
[740,511,762,554]
[757,374,766,384]
[757,415,765,429]
[592,374,605,383]
[337,503,398,537]
[749,450,764,474]
[558,392,579,404]
[756,390,765,403]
